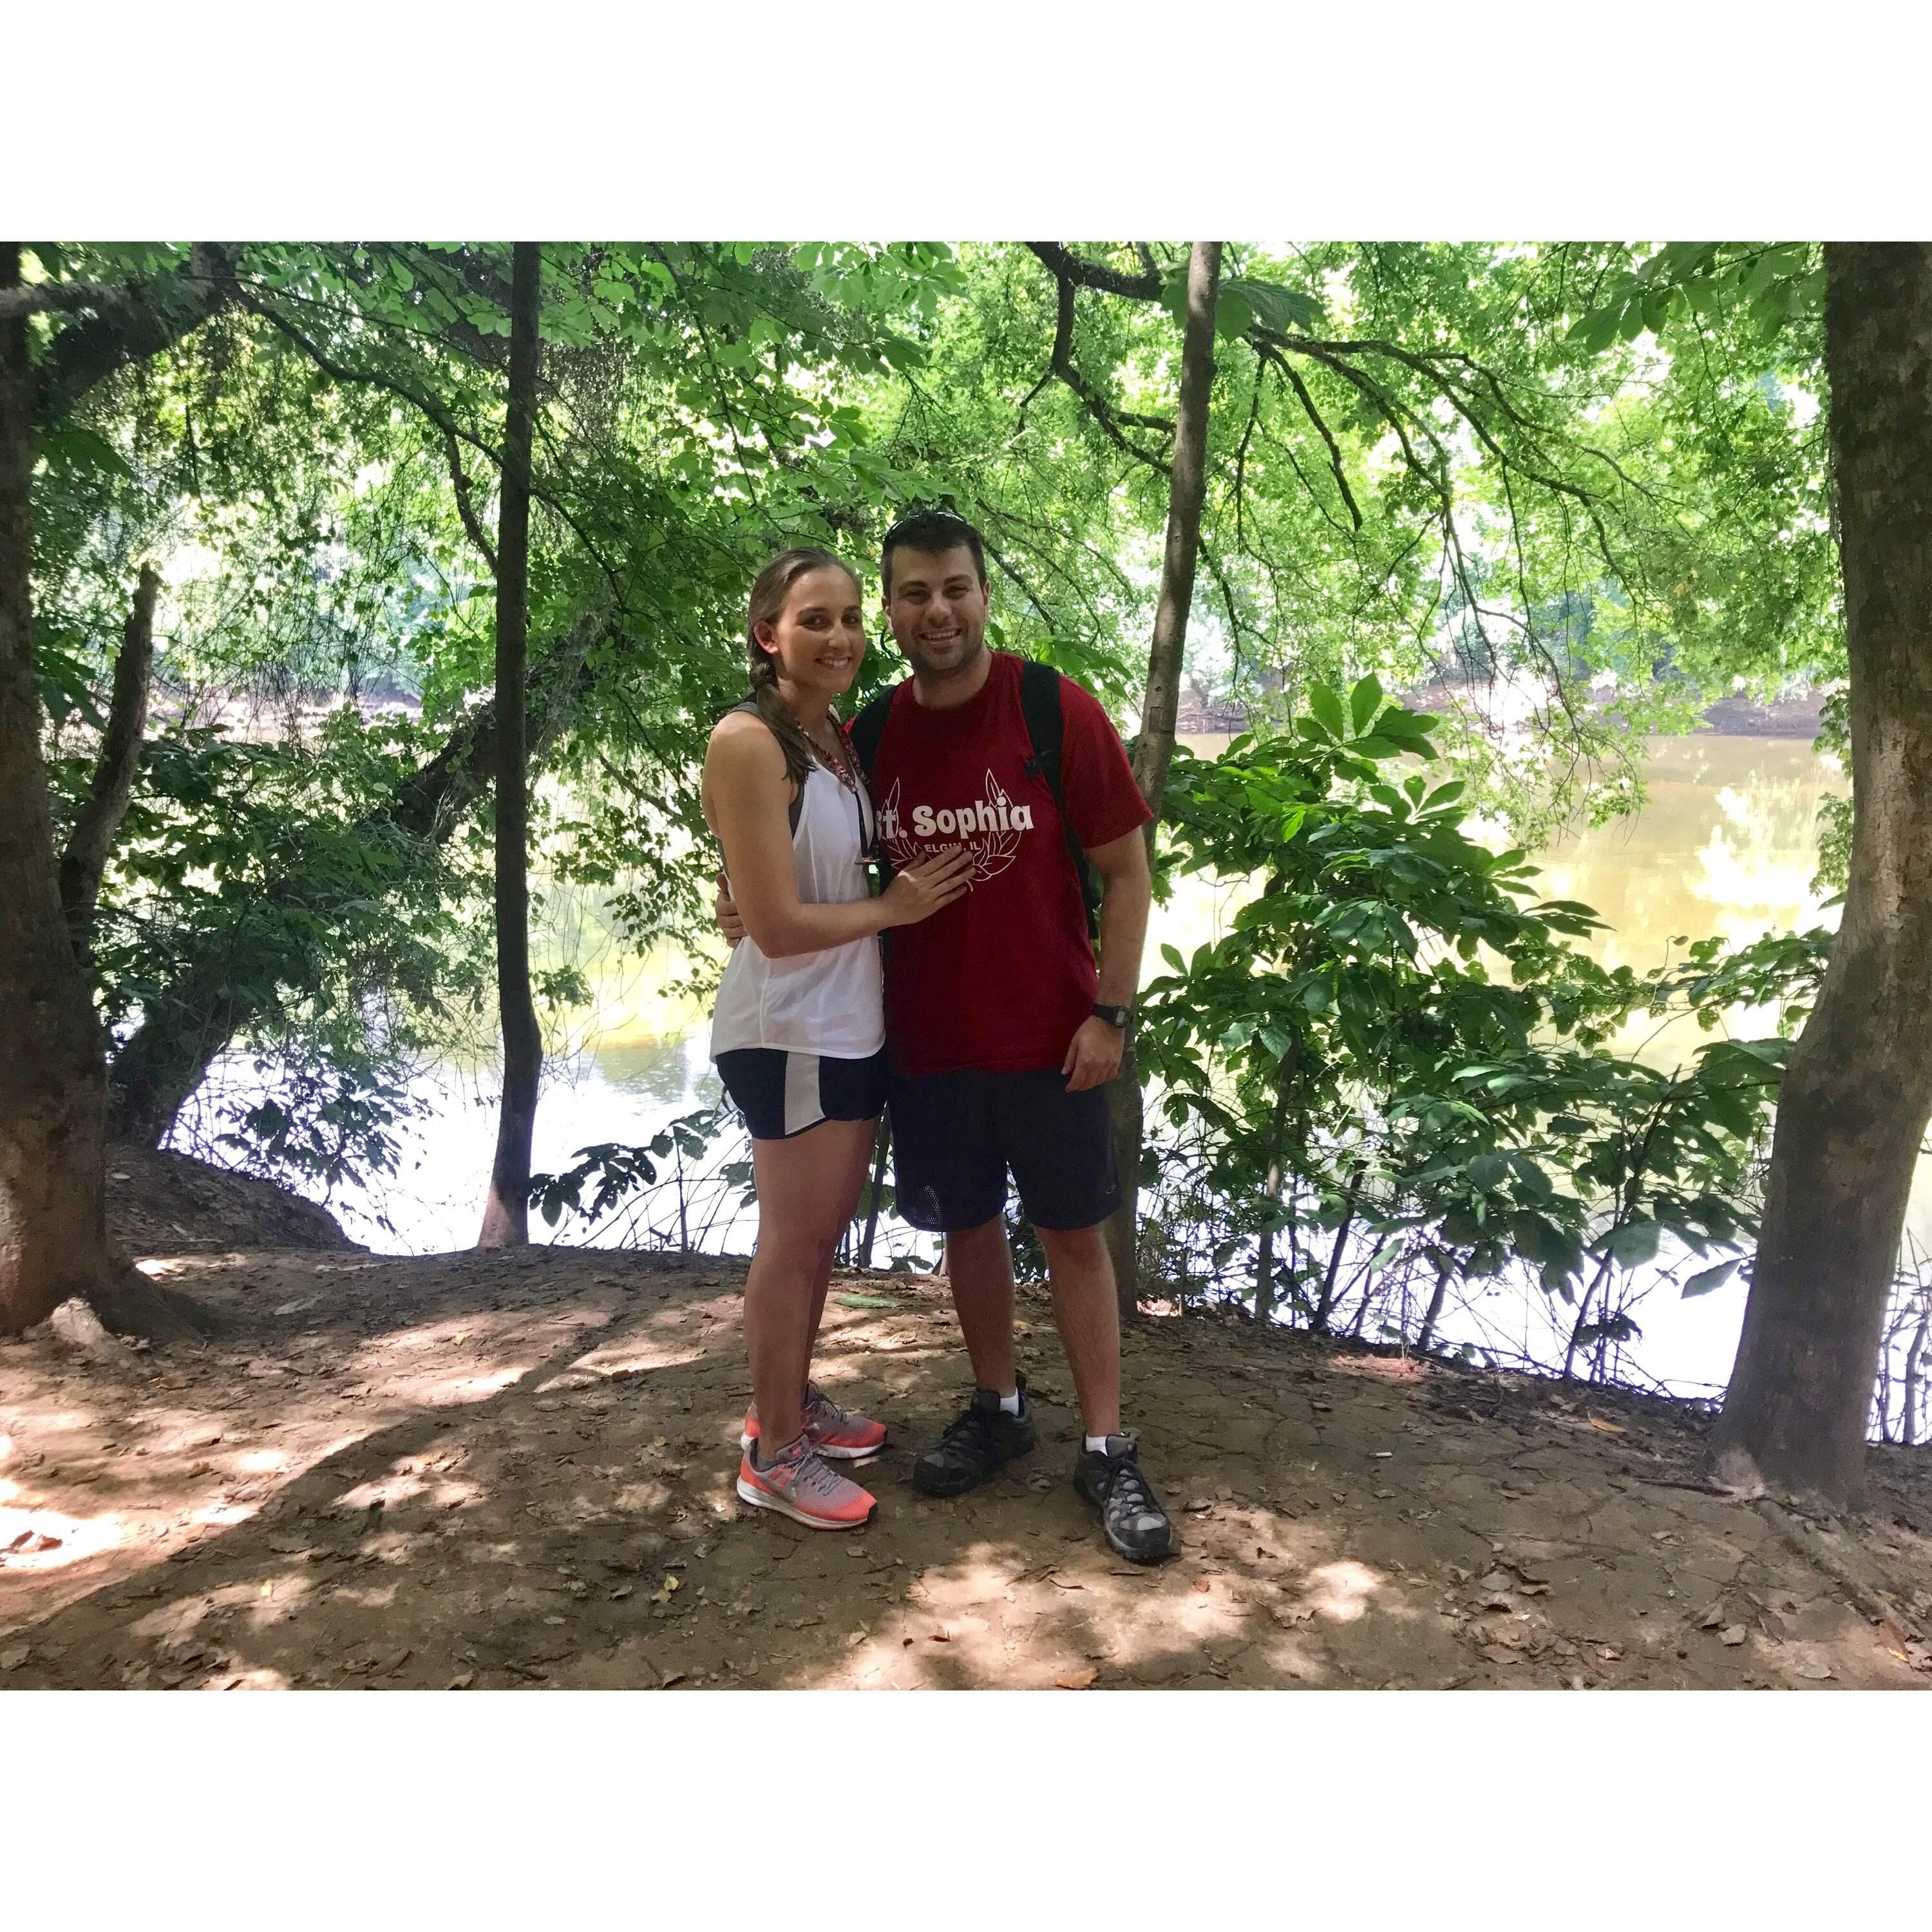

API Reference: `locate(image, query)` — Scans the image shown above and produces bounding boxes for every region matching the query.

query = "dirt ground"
[4,1244,1931,1691]
[104,1143,361,1258]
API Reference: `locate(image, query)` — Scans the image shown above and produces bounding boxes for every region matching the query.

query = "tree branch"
[1260,345,1365,531]
[0,281,128,321]
[32,245,240,427]
[445,430,498,574]
[237,289,628,608]
[1026,243,1162,301]
[59,565,158,949]
[1022,251,1172,475]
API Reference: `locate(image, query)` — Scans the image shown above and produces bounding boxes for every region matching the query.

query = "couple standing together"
[701,508,1175,1564]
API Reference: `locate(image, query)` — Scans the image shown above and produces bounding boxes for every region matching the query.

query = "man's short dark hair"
[880,507,987,596]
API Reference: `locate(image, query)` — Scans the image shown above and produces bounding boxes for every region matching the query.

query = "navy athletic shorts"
[887,1066,1120,1233]
[714,1047,888,1141]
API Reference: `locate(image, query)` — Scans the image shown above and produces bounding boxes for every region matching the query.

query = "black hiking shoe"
[1073,1435,1176,1564]
[912,1374,1036,1497]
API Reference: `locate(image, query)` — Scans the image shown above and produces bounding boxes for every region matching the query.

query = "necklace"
[808,719,876,866]
[810,721,857,795]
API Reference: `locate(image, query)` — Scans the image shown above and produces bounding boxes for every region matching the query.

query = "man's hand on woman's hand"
[714,848,974,950]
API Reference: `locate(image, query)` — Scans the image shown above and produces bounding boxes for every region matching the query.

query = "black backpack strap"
[846,688,899,893]
[1018,660,1101,942]
[727,696,803,836]
[847,688,895,788]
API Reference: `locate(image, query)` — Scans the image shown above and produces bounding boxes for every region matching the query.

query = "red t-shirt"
[864,652,1152,1077]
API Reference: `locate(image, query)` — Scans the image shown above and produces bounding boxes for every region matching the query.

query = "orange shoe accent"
[741,1383,888,1461]
[735,1437,877,1531]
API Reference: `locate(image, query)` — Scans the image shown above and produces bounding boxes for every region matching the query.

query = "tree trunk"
[1103,239,1222,1316]
[1902,1306,1929,1449]
[1415,1251,1454,1356]
[1313,1158,1367,1334]
[1252,1037,1300,1325]
[0,247,196,1339]
[1714,244,1932,1507]
[60,564,157,947]
[478,243,544,1249]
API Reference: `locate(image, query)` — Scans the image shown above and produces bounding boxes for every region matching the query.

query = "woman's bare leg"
[800,1116,885,1363]
[744,1115,878,1453]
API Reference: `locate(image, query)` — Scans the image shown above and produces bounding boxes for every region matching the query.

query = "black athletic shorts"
[715,1047,887,1141]
[888,1066,1120,1233]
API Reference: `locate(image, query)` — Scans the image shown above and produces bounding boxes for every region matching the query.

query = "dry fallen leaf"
[1191,1577,1212,1594]
[1586,1416,1625,1434]
[1795,1663,1833,1681]
[1719,1625,1747,1647]
[1054,1665,1098,1690]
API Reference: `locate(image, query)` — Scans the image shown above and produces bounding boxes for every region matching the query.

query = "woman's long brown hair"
[743,547,862,790]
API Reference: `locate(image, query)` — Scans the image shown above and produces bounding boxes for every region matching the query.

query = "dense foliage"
[17,236,1866,1394]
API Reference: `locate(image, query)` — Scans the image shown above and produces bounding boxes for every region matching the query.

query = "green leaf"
[1213,290,1255,341]
[1231,278,1323,334]
[1307,684,1347,739]
[833,1293,900,1310]
[1160,943,1184,971]
[1601,1218,1662,1268]
[1349,673,1384,735]
[1681,1257,1740,1300]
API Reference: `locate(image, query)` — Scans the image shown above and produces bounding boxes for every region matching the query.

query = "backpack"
[846,658,1101,940]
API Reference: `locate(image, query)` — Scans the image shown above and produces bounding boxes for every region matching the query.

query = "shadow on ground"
[3,1247,1930,1690]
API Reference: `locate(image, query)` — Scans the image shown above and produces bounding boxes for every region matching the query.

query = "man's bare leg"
[1037,1223,1121,1438]
[942,1215,1018,1394]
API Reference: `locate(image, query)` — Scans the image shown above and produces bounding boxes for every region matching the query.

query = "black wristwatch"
[1091,1002,1132,1029]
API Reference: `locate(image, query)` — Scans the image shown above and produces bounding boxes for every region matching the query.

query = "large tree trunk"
[1103,240,1222,1315]
[1714,243,1932,1508]
[478,243,544,1249]
[0,246,204,1341]
[60,564,158,946]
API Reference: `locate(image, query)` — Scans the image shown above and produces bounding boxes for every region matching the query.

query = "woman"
[703,547,972,1530]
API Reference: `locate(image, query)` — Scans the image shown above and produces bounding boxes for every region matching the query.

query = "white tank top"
[710,753,885,1060]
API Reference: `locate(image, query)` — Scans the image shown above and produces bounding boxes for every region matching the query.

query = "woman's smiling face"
[754,564,867,699]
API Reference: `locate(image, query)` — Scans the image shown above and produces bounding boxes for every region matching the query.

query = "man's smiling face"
[882,542,990,682]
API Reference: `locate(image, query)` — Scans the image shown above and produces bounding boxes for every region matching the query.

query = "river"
[178,731,1850,1399]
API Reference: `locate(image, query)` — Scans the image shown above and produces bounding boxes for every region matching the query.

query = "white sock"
[999,1388,1023,1416]
[1084,1433,1113,1454]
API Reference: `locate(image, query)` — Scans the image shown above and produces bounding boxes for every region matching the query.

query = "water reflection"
[196,733,1851,1396]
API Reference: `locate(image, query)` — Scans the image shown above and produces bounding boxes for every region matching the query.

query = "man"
[719,507,1175,1563]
